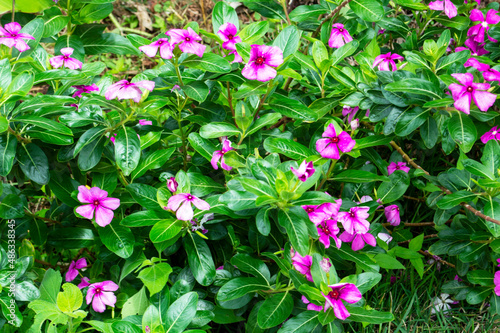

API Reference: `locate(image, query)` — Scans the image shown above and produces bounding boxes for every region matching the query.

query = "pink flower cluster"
[218,23,243,63]
[140,27,205,59]
[456,9,500,56]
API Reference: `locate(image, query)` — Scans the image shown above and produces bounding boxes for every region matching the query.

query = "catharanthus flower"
[457,37,489,56]
[430,293,454,314]
[468,9,500,43]
[339,231,376,251]
[378,233,393,244]
[167,177,178,192]
[139,38,174,59]
[166,27,206,57]
[75,186,120,227]
[218,23,242,51]
[390,276,399,284]
[291,160,315,182]
[166,193,210,221]
[495,272,500,296]
[454,275,463,282]
[464,58,500,82]
[429,0,457,19]
[373,52,404,71]
[448,73,496,114]
[342,106,359,123]
[0,22,34,52]
[328,23,353,48]
[242,44,283,82]
[190,213,213,234]
[105,79,155,103]
[78,277,90,289]
[211,139,234,171]
[65,258,88,282]
[497,258,500,267]
[316,124,355,159]
[481,126,500,144]
[86,281,119,313]
[317,219,342,249]
[291,251,313,282]
[321,283,362,320]
[138,119,152,125]
[72,84,99,98]
[50,47,83,69]
[384,205,401,226]
[226,50,243,63]
[320,258,332,272]
[337,206,370,234]
[301,296,323,311]
[387,161,410,175]
[303,199,342,225]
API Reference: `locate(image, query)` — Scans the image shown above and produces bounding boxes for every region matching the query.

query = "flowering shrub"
[1,0,500,331]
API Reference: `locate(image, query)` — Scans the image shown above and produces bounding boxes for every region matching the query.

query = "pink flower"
[384,205,401,226]
[320,258,332,272]
[191,219,208,234]
[291,161,315,182]
[139,38,174,59]
[50,47,83,69]
[211,139,234,171]
[226,50,243,63]
[464,58,500,82]
[387,162,410,175]
[468,9,500,43]
[429,0,457,18]
[378,233,393,244]
[328,23,353,48]
[0,22,34,52]
[495,271,500,296]
[318,219,341,249]
[448,73,496,114]
[65,258,88,282]
[301,296,323,311]
[481,126,500,144]
[166,193,210,221]
[138,119,152,125]
[321,283,362,320]
[461,37,489,56]
[497,258,500,267]
[75,186,120,227]
[166,27,206,57]
[78,277,91,289]
[242,44,284,82]
[454,275,463,282]
[105,80,155,103]
[339,231,376,251]
[218,23,242,51]
[337,206,370,234]
[342,106,359,123]
[167,177,178,192]
[72,84,99,98]
[373,52,404,71]
[303,199,342,225]
[86,281,119,313]
[316,124,355,159]
[291,252,313,282]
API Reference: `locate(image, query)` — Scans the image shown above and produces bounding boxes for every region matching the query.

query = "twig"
[35,259,56,268]
[269,117,289,130]
[403,195,425,202]
[311,0,355,38]
[419,250,455,268]
[227,82,235,119]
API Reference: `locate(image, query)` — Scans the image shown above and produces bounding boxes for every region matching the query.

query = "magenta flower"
[166,27,206,57]
[321,283,362,320]
[468,9,500,43]
[303,199,342,225]
[387,161,410,175]
[448,73,496,114]
[373,52,404,71]
[65,258,88,282]
[78,277,90,289]
[454,275,463,282]
[211,139,234,171]
[0,22,34,52]
[105,80,155,103]
[458,37,489,56]
[291,161,315,182]
[339,231,376,251]
[337,206,370,234]
[482,127,500,144]
[320,258,332,272]
[301,296,323,311]
[167,177,178,192]
[218,23,242,51]
[464,58,500,82]
[242,44,284,82]
[495,271,500,296]
[342,106,359,123]
[139,38,174,59]
[86,281,119,313]
[328,23,353,48]
[72,84,99,98]
[191,219,208,234]
[377,233,393,244]
[497,258,500,267]
[138,119,152,125]
[50,47,83,70]
[316,124,355,159]
[429,0,457,18]
[317,219,342,249]
[166,193,210,221]
[291,251,313,282]
[226,50,243,63]
[384,205,401,226]
[75,186,120,227]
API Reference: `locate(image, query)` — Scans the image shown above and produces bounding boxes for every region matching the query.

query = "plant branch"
[312,0,355,38]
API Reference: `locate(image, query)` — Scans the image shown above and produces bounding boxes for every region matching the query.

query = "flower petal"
[94,206,114,227]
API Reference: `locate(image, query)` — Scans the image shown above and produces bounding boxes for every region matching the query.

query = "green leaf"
[462,159,495,180]
[188,132,217,161]
[395,107,429,137]
[217,277,270,301]
[289,5,327,22]
[120,210,169,227]
[331,41,359,66]
[98,221,135,258]
[278,311,320,333]
[4,72,34,102]
[0,134,16,176]
[79,3,113,22]
[345,307,395,323]
[331,170,389,183]
[212,1,239,31]
[121,287,149,318]
[448,113,477,153]
[150,219,182,243]
[200,122,241,139]
[239,178,278,198]
[39,269,62,304]
[231,253,271,284]
[17,143,50,185]
[74,126,106,156]
[467,270,493,286]
[15,280,40,302]
[78,136,105,171]
[278,207,310,256]
[56,283,83,313]
[138,263,172,296]
[374,253,405,269]
[14,115,72,136]
[481,140,500,178]
[182,81,210,102]
[350,0,384,22]
[273,25,300,58]
[421,117,438,149]
[131,148,175,180]
[115,127,141,176]
[385,79,443,99]
[257,292,294,329]
[183,53,232,73]
[238,21,269,44]
[436,190,476,209]
[334,247,379,273]
[164,292,199,333]
[264,137,313,160]
[269,95,318,121]
[354,134,392,150]
[243,1,286,20]
[377,170,410,203]
[126,183,161,210]
[0,194,24,219]
[184,233,216,286]
[81,32,140,56]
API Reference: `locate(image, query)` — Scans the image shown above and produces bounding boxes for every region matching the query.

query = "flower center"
[328,290,340,299]
[349,211,355,217]
[63,56,69,60]
[493,131,498,135]
[187,195,193,200]
[466,86,473,93]
[95,288,102,294]
[339,28,344,32]
[306,207,314,213]
[185,37,191,42]
[396,165,400,169]
[227,34,234,40]
[255,57,265,65]
[93,200,99,206]
[322,225,331,235]
[158,40,163,45]
[482,21,488,28]
[331,137,339,144]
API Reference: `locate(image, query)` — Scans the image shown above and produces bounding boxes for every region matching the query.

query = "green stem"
[317,159,337,190]
[253,81,274,120]
[174,57,184,86]
[66,0,72,35]
[11,0,14,22]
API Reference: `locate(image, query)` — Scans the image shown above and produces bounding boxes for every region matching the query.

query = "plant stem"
[317,160,337,190]
[227,82,235,119]
[11,0,14,22]
[254,82,274,120]
[280,0,292,25]
[312,0,355,38]
[174,57,184,86]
